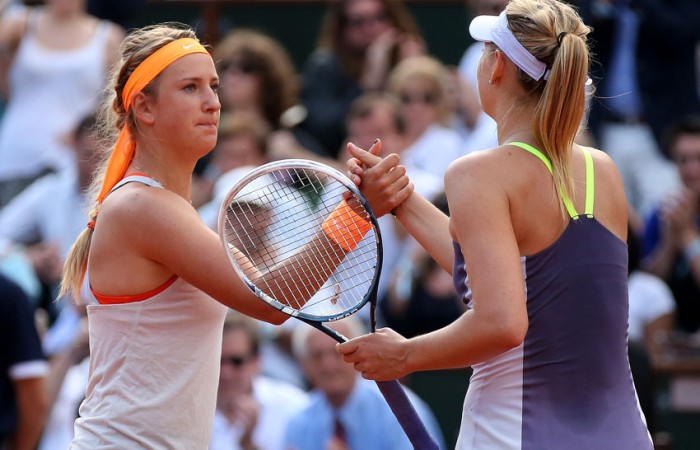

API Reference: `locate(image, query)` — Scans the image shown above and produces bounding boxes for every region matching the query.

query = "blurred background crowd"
[1,0,700,449]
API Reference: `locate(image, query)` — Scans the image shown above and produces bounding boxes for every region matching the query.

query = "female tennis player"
[59,22,412,448]
[338,0,654,448]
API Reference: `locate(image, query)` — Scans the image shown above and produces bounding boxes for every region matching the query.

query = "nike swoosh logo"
[183,43,196,49]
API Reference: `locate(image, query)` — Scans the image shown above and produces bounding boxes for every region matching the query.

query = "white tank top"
[0,9,111,180]
[70,277,228,449]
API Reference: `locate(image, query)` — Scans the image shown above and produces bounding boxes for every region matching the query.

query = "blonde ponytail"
[59,225,94,302]
[506,0,591,217]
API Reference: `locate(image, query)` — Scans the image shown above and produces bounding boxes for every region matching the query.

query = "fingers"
[368,139,382,157]
[395,181,415,206]
[335,338,359,356]
[347,142,383,168]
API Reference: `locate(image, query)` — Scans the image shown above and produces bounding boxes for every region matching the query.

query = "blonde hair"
[386,55,454,126]
[505,0,591,216]
[60,23,200,303]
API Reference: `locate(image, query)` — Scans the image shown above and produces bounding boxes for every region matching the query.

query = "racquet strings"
[222,167,378,320]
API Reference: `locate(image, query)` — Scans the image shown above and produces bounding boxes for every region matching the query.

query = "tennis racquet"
[217,159,439,450]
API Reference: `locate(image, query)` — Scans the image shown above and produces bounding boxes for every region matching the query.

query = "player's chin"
[194,133,218,152]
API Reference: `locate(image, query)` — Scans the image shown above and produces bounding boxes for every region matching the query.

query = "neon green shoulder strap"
[509,142,594,218]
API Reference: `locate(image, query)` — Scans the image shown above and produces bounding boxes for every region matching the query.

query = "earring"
[488,80,494,85]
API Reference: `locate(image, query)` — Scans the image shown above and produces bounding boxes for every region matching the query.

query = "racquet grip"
[375,380,439,450]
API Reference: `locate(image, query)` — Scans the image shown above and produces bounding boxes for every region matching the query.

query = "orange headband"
[94,38,209,206]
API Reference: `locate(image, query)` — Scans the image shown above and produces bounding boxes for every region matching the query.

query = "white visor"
[469,11,550,81]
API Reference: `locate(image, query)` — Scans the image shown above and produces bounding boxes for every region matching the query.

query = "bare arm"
[10,376,48,450]
[91,160,411,323]
[338,154,528,379]
[346,143,453,272]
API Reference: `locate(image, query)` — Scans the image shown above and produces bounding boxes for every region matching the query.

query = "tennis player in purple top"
[339,0,654,448]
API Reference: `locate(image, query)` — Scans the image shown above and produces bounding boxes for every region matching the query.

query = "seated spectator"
[210,310,308,450]
[298,0,425,156]
[212,28,332,168]
[642,115,700,335]
[386,55,463,180]
[0,272,49,450]
[286,315,445,450]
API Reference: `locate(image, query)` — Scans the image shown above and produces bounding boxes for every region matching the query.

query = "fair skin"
[337,97,403,163]
[218,63,260,113]
[88,53,411,322]
[212,134,267,173]
[396,76,441,146]
[337,39,628,380]
[0,0,123,99]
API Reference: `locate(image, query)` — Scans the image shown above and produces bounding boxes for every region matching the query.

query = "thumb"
[335,338,359,356]
[368,138,382,157]
[347,141,383,168]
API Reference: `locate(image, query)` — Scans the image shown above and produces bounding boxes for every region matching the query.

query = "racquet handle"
[375,380,440,450]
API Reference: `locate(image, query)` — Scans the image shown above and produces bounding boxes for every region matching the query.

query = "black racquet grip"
[375,379,440,449]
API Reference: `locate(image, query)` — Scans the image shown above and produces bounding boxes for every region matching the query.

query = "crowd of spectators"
[1,0,699,448]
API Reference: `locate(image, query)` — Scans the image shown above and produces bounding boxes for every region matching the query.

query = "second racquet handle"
[375,380,440,450]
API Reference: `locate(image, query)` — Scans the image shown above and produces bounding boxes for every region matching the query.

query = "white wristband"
[683,237,700,263]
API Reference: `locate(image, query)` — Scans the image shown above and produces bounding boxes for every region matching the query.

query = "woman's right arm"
[346,143,454,273]
[97,188,289,324]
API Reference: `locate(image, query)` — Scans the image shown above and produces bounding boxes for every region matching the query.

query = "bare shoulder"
[578,145,625,193]
[445,148,501,186]
[577,145,628,238]
[444,148,511,223]
[97,183,199,245]
[581,145,619,173]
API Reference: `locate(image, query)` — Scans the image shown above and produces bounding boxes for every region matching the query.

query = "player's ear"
[490,49,507,84]
[131,92,156,126]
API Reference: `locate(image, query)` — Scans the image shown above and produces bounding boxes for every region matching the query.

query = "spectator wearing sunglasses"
[387,55,463,182]
[210,309,309,450]
[298,0,426,158]
[210,28,339,171]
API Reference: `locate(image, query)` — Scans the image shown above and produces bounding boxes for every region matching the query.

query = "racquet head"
[217,159,382,329]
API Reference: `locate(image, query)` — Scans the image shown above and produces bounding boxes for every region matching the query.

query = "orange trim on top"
[124,172,151,178]
[92,275,178,305]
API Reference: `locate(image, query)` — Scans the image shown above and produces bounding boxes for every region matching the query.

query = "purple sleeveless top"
[451,143,652,449]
